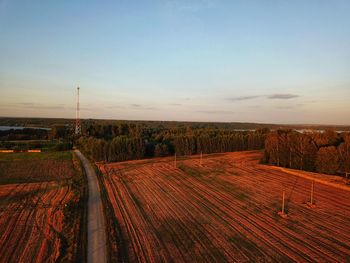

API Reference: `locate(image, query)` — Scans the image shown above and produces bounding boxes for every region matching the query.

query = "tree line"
[263,129,350,175]
[0,128,48,141]
[77,123,268,162]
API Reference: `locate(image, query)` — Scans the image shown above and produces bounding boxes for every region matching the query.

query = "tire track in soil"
[230,163,350,248]
[0,183,44,261]
[100,151,350,263]
[194,158,345,260]
[136,165,259,262]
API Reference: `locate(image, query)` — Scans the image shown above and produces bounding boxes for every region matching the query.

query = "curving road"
[75,150,107,263]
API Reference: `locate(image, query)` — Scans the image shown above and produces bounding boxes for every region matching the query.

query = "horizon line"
[0,115,349,127]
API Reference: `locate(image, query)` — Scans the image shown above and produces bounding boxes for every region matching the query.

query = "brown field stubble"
[99,151,350,263]
[0,152,85,263]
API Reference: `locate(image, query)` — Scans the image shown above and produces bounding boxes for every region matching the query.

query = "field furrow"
[100,150,350,262]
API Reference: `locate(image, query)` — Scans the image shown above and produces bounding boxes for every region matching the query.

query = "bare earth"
[75,150,107,263]
[0,152,79,262]
[99,150,350,263]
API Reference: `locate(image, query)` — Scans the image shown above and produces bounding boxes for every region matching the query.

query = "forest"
[0,128,48,141]
[0,126,72,151]
[263,129,350,175]
[77,123,268,162]
[1,117,349,132]
[78,123,350,177]
[2,118,349,177]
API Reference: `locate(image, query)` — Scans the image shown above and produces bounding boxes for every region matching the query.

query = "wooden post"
[310,180,314,205]
[278,191,287,218]
[307,180,315,207]
[200,152,203,166]
[174,153,177,168]
[282,191,285,215]
[346,172,349,179]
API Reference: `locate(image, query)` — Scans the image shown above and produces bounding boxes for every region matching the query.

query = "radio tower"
[75,86,81,135]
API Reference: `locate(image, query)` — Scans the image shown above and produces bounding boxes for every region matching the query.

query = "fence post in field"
[310,180,314,205]
[174,153,177,168]
[278,191,287,218]
[282,191,285,214]
[200,152,203,166]
[307,180,316,207]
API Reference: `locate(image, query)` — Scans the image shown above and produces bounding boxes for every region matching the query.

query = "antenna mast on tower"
[75,86,81,135]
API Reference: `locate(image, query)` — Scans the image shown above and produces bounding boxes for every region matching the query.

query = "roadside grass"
[57,152,88,262]
[60,175,88,262]
[95,165,129,263]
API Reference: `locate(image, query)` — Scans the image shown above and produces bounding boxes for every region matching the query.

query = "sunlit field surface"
[99,151,350,262]
[0,152,85,263]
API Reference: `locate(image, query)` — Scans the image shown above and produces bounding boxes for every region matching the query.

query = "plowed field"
[99,151,350,262]
[0,152,86,262]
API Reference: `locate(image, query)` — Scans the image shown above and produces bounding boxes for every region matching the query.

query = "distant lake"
[233,129,256,131]
[0,126,51,131]
[295,129,348,133]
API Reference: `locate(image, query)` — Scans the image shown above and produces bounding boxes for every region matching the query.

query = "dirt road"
[75,150,107,263]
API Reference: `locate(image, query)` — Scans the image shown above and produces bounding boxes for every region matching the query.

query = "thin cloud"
[268,94,299,99]
[227,94,300,102]
[130,104,157,111]
[228,95,261,101]
[7,102,65,110]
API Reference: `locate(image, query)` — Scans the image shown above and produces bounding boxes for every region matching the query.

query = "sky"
[0,0,349,125]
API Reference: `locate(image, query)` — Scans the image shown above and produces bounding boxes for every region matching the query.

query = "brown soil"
[0,182,73,262]
[99,150,350,263]
[0,153,85,263]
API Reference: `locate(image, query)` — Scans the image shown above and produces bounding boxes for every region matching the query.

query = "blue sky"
[0,0,349,124]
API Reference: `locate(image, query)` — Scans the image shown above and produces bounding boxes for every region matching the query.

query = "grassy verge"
[95,164,129,263]
[58,152,88,263]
